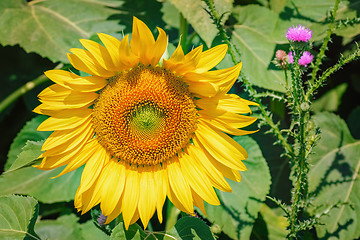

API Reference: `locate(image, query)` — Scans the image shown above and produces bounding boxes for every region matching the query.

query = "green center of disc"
[130,104,165,139]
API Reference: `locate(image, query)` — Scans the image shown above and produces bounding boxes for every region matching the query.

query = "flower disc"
[92,65,198,166]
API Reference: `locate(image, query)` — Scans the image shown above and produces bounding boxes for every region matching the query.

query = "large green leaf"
[0,195,39,240]
[6,115,50,171]
[1,114,81,203]
[80,220,110,240]
[202,136,271,240]
[168,0,233,47]
[229,5,286,92]
[0,165,83,204]
[35,214,109,240]
[35,214,83,240]
[311,83,348,112]
[308,112,360,240]
[0,0,124,63]
[258,204,288,240]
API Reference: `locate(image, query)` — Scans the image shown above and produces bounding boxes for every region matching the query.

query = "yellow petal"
[67,52,113,77]
[194,121,248,170]
[187,143,232,192]
[192,140,242,182]
[167,159,193,213]
[167,46,203,75]
[147,27,167,66]
[167,42,185,63]
[44,69,107,92]
[37,113,91,131]
[178,150,220,205]
[195,94,254,114]
[98,33,122,68]
[192,189,206,215]
[122,166,140,229]
[100,161,126,216]
[34,107,91,119]
[54,139,100,177]
[77,143,109,195]
[104,194,123,225]
[79,39,116,71]
[138,166,157,228]
[185,80,218,98]
[119,34,139,68]
[195,44,228,73]
[131,16,155,63]
[199,110,257,135]
[41,117,93,154]
[154,165,167,223]
[39,84,98,109]
[38,127,93,170]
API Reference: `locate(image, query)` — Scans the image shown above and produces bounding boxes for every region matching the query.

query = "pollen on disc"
[92,65,198,166]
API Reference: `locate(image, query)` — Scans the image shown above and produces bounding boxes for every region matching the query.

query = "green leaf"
[6,115,50,171]
[1,114,81,203]
[168,0,233,47]
[0,0,124,63]
[110,222,147,240]
[202,136,271,240]
[35,214,83,240]
[80,220,110,240]
[0,195,39,240]
[312,83,348,112]
[167,216,215,240]
[310,112,355,166]
[6,140,44,173]
[258,204,288,240]
[229,5,286,92]
[308,112,360,240]
[35,214,109,240]
[161,1,181,29]
[0,165,83,204]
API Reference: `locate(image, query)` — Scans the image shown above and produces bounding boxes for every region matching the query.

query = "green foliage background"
[0,0,359,239]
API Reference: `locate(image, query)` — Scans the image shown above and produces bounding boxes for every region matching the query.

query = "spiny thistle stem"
[309,0,341,84]
[288,109,310,238]
[306,44,360,101]
[202,0,294,157]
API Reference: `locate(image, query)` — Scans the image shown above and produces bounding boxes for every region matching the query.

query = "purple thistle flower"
[286,25,312,42]
[298,51,314,66]
[288,51,314,67]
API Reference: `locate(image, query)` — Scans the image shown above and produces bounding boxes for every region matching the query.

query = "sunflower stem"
[180,13,189,53]
[0,63,63,114]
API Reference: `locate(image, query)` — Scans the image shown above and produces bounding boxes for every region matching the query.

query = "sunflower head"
[35,17,258,229]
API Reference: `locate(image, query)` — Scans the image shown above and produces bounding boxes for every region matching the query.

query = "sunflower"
[35,17,257,229]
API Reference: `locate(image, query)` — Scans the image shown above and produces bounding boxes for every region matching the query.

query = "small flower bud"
[300,102,310,111]
[274,50,288,69]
